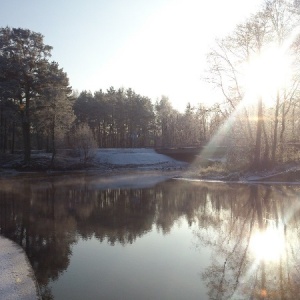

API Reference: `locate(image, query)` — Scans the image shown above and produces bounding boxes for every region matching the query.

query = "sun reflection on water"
[250,222,286,262]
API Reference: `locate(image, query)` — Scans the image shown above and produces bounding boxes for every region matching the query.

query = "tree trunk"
[253,97,263,169]
[11,122,15,154]
[22,121,30,163]
[3,118,7,153]
[22,93,31,163]
[51,118,56,168]
[262,119,270,167]
[0,106,3,153]
[271,91,280,164]
[279,100,286,161]
[291,103,295,139]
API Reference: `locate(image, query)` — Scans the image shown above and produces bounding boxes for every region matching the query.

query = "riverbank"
[184,160,300,183]
[1,148,300,184]
[0,236,40,300]
[0,148,188,175]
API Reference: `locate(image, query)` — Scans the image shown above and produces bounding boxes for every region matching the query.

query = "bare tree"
[206,0,300,169]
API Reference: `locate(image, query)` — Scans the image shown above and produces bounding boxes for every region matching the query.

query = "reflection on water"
[195,184,300,300]
[250,221,286,262]
[1,174,300,299]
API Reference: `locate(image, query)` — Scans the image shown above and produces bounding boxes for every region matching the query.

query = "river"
[1,172,300,299]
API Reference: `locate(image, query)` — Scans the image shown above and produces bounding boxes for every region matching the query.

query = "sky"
[0,0,263,111]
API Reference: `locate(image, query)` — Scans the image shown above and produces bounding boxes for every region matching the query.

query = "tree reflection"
[194,184,300,299]
[0,175,208,299]
[1,176,300,299]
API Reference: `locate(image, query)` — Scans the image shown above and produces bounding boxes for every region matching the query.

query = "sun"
[243,46,292,107]
[249,223,286,262]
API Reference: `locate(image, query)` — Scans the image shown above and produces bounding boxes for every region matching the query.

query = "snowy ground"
[0,236,39,300]
[91,148,187,169]
[2,148,300,184]
[0,148,188,178]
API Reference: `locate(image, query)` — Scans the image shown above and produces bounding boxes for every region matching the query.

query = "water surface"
[1,173,300,299]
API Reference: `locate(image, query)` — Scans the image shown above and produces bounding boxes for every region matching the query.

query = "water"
[1,173,300,299]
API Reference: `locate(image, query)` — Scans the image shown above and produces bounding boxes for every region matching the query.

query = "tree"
[33,62,74,165]
[73,87,156,148]
[206,0,300,169]
[0,97,19,153]
[0,27,53,163]
[155,96,179,147]
[125,88,154,147]
[70,123,97,164]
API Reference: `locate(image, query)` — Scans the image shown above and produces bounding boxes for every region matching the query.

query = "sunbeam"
[188,24,300,172]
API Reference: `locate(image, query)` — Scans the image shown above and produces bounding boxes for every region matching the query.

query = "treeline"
[2,0,300,171]
[73,89,222,148]
[0,27,222,164]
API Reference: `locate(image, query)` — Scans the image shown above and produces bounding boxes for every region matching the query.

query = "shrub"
[70,123,97,164]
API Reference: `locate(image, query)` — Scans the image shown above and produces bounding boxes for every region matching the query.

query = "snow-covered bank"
[92,148,187,169]
[0,236,40,300]
[0,148,188,174]
[2,148,300,185]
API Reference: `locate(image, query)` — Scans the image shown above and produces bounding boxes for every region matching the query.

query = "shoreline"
[2,164,300,186]
[1,148,300,184]
[0,235,40,300]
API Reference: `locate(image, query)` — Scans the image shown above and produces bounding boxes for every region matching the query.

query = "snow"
[0,236,39,300]
[92,148,187,168]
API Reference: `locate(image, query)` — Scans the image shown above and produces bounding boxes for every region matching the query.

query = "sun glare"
[250,224,286,262]
[243,46,292,106]
[95,0,264,112]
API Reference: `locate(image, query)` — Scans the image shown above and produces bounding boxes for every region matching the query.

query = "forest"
[1,0,300,171]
